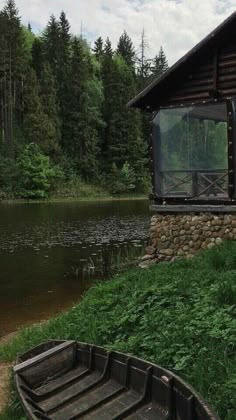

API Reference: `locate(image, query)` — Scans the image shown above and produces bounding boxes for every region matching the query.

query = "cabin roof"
[128,11,236,110]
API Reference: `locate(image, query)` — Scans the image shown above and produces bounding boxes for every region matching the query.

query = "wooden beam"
[213,49,219,92]
[150,204,236,213]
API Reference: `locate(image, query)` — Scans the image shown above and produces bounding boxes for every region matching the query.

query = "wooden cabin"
[128,12,236,207]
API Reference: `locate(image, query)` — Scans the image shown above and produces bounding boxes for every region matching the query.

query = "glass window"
[153,103,228,198]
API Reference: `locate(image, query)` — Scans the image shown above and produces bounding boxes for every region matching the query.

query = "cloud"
[1,0,236,64]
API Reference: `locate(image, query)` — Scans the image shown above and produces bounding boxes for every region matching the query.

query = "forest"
[0,0,168,199]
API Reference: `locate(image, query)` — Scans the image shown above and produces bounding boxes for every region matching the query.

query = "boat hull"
[14,340,219,420]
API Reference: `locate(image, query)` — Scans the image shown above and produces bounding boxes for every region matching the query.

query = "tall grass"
[1,242,236,419]
[50,178,111,200]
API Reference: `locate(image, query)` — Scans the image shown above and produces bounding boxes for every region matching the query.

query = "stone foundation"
[142,212,236,266]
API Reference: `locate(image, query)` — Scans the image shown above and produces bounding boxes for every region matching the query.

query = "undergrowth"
[1,241,236,419]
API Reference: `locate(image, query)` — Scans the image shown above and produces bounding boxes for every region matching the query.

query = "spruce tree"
[58,11,71,147]
[151,46,168,79]
[40,64,61,157]
[59,11,71,50]
[23,68,47,148]
[23,67,59,157]
[116,31,135,67]
[93,36,104,59]
[64,38,103,178]
[42,15,60,76]
[105,56,147,182]
[104,37,113,57]
[32,38,44,78]
[0,0,27,155]
[100,38,114,167]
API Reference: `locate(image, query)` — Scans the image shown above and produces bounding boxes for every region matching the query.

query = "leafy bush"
[16,143,57,199]
[108,162,136,194]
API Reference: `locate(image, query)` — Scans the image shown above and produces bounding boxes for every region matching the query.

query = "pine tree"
[40,64,61,157]
[100,38,114,166]
[42,15,60,76]
[57,11,71,148]
[32,38,44,78]
[63,38,103,178]
[23,68,47,148]
[151,46,168,79]
[23,67,59,157]
[104,37,113,57]
[0,0,27,155]
[93,36,104,59]
[105,56,147,181]
[116,31,135,67]
[59,11,70,51]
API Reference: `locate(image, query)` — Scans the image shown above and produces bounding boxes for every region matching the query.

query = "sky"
[1,0,236,65]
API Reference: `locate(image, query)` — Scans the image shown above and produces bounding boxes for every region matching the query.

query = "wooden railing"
[158,169,228,199]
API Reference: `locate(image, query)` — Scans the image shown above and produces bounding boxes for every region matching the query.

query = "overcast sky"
[1,0,236,65]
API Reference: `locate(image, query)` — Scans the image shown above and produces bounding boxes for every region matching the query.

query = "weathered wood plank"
[150,204,236,213]
[14,341,76,373]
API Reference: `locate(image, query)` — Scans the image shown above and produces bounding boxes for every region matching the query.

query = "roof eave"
[127,11,236,110]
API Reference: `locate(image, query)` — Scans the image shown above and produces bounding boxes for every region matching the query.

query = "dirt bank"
[0,362,12,414]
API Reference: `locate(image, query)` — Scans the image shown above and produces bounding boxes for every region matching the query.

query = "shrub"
[108,162,136,194]
[16,143,57,199]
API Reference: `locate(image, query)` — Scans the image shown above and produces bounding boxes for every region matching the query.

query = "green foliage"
[51,174,109,200]
[93,36,104,59]
[0,155,17,195]
[151,46,168,80]
[0,0,162,198]
[102,55,148,177]
[0,0,28,156]
[216,276,236,305]
[204,240,236,271]
[1,242,236,419]
[108,162,135,194]
[31,38,43,78]
[16,143,57,198]
[21,24,35,60]
[23,66,60,158]
[39,63,61,157]
[120,162,135,191]
[116,30,135,67]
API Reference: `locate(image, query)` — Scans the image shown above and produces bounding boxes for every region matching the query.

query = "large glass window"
[153,103,228,199]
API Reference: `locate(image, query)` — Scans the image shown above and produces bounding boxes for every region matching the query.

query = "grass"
[50,178,148,201]
[50,178,112,200]
[1,179,147,204]
[0,180,112,203]
[1,241,236,419]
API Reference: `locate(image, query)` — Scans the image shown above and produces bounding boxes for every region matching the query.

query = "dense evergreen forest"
[0,0,168,199]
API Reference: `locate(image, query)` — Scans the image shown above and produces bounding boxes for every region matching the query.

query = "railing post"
[192,171,198,197]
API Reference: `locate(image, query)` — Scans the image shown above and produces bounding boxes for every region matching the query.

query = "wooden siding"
[161,40,236,107]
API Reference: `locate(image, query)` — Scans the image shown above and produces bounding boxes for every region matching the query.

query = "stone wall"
[142,213,236,266]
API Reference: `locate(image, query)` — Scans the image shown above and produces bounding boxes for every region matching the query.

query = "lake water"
[0,200,150,337]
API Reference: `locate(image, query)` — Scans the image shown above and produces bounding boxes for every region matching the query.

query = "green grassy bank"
[1,242,236,419]
[1,178,148,203]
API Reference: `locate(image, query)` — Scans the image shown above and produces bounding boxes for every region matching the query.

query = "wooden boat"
[14,340,219,420]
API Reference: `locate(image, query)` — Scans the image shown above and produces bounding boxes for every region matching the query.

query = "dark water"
[0,200,150,337]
